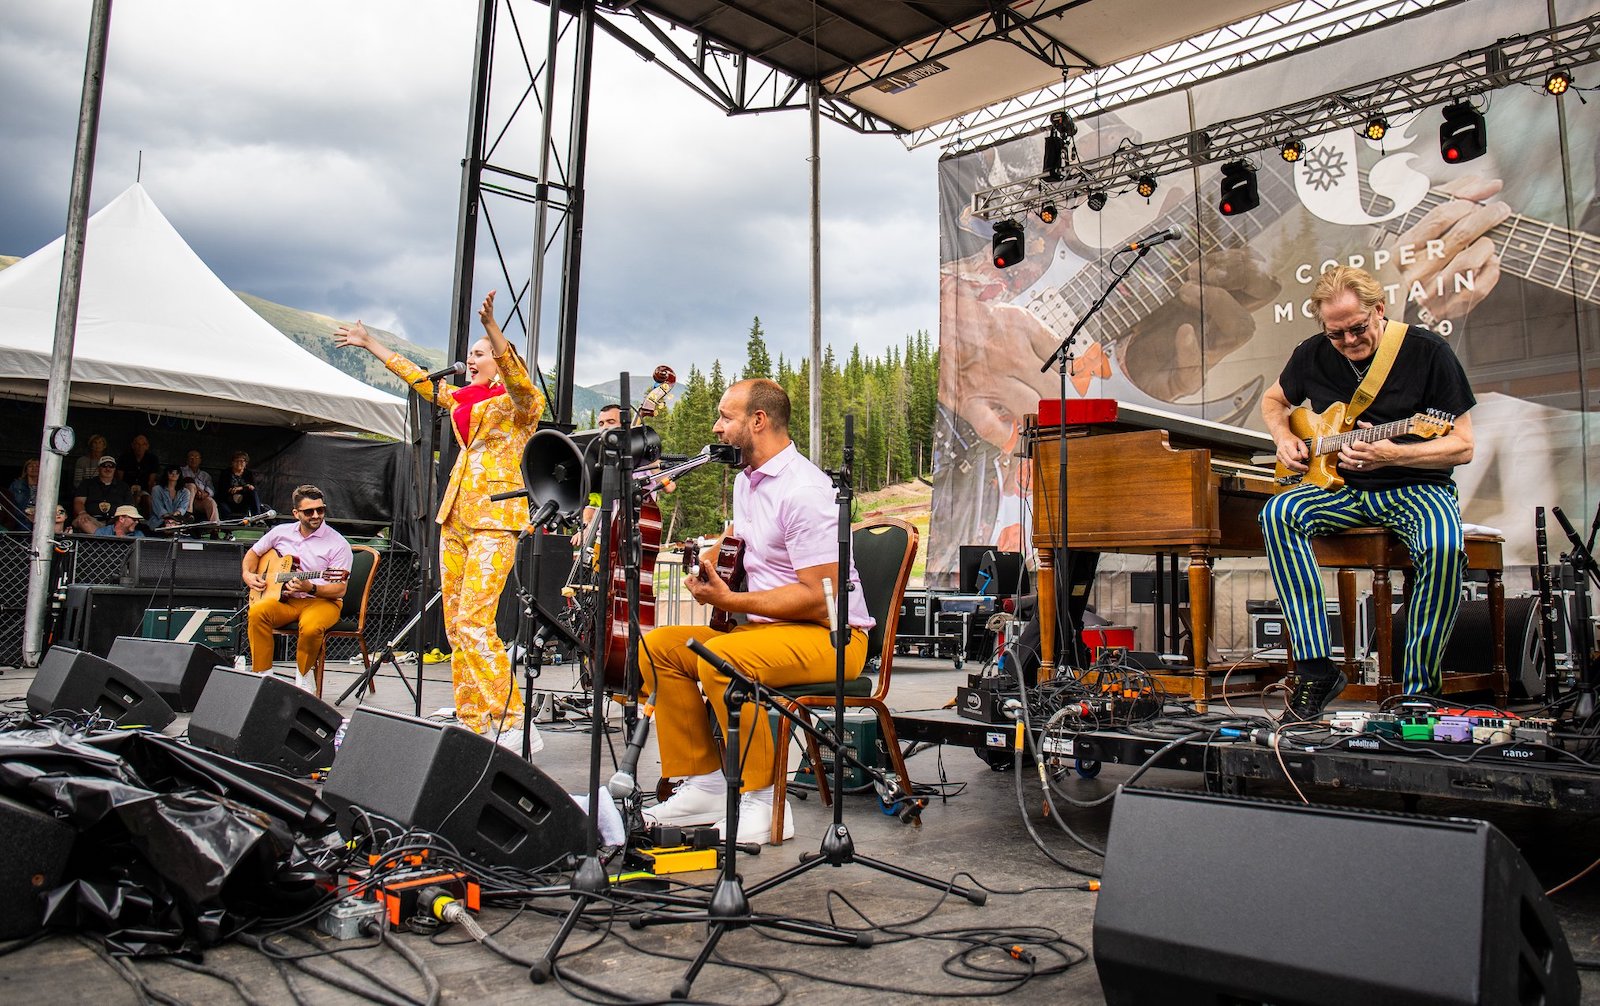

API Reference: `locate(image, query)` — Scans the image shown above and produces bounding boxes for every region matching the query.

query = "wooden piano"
[1026,399,1279,708]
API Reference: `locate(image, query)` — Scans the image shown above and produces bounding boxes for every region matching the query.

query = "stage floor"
[3,654,1600,1003]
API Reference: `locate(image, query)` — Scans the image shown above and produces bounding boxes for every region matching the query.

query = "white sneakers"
[715,789,795,846]
[292,671,316,694]
[643,774,726,827]
[643,778,795,845]
[492,723,545,755]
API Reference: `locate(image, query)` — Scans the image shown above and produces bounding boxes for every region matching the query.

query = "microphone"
[822,577,839,646]
[427,361,467,381]
[1125,224,1185,251]
[1553,506,1600,579]
[527,498,560,530]
[250,509,277,524]
[607,695,656,799]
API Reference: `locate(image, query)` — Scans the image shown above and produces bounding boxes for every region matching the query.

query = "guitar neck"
[1310,416,1416,456]
[1374,188,1600,305]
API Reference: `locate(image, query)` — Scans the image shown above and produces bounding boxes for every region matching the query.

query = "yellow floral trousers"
[440,522,523,734]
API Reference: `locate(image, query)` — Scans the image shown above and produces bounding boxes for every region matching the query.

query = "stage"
[3,654,1600,1003]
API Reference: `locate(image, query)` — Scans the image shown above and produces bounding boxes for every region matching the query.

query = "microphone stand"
[1036,245,1152,681]
[745,415,984,905]
[509,508,584,762]
[405,374,451,715]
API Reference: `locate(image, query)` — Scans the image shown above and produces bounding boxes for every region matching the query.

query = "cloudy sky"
[0,2,941,388]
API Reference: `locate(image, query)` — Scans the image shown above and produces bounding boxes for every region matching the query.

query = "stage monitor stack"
[25,646,175,730]
[187,669,342,776]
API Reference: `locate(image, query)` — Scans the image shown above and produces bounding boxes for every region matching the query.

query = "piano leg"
[1188,547,1214,711]
[1038,548,1056,682]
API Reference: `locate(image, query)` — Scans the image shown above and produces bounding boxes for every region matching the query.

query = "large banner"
[930,0,1600,583]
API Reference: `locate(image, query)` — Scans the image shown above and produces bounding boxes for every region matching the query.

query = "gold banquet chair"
[770,517,920,845]
[273,544,381,699]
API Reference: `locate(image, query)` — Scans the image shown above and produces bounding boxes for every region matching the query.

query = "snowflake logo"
[1301,146,1348,192]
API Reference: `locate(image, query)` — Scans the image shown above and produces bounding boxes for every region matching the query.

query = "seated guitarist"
[241,485,352,693]
[637,379,875,845]
[1261,265,1476,720]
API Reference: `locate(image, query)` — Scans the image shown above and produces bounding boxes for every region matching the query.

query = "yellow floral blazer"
[386,347,546,531]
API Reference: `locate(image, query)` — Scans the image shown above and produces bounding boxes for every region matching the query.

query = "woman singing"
[336,292,546,752]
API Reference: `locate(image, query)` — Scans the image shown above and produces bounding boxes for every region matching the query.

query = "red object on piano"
[1036,398,1119,427]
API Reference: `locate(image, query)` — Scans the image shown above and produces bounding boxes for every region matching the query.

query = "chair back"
[333,545,381,634]
[850,517,918,695]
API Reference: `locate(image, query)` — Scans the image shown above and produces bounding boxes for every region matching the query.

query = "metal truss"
[451,0,599,425]
[908,0,1459,151]
[592,2,901,133]
[971,12,1600,222]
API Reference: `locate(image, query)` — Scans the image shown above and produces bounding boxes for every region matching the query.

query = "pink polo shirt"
[733,442,874,630]
[250,521,354,599]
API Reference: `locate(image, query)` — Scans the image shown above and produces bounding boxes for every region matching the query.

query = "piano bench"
[1309,528,1508,704]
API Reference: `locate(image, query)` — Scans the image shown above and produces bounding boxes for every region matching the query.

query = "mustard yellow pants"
[248,595,343,678]
[637,622,867,792]
[441,522,523,734]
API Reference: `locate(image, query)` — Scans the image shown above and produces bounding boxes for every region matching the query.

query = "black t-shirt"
[1277,325,1476,490]
[119,450,162,491]
[74,476,131,521]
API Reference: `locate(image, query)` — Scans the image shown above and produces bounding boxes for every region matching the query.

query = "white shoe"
[643,778,726,828]
[294,671,316,694]
[492,725,544,755]
[715,791,795,846]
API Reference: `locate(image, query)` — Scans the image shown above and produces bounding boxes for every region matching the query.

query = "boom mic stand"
[1552,505,1600,718]
[747,415,984,905]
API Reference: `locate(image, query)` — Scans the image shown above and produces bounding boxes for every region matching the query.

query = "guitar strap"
[1344,320,1408,426]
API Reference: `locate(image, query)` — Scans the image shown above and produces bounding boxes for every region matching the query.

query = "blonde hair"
[1310,265,1385,315]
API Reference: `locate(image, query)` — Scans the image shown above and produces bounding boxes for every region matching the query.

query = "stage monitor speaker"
[0,794,75,939]
[977,549,1028,597]
[107,636,226,712]
[322,707,586,872]
[1443,596,1566,700]
[26,646,175,730]
[1093,788,1578,1006]
[187,669,342,776]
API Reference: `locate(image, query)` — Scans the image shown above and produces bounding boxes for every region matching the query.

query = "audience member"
[72,456,131,534]
[71,434,109,484]
[218,451,263,518]
[149,465,195,526]
[181,448,221,523]
[93,504,146,538]
[118,435,162,508]
[10,458,40,513]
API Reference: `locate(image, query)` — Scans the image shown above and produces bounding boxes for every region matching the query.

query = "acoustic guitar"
[249,548,349,606]
[1275,405,1455,491]
[682,535,747,632]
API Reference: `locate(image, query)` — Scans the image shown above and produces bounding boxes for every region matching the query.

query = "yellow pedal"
[636,845,719,875]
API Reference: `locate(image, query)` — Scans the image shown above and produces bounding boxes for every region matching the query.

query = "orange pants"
[248,595,343,677]
[637,622,867,792]
[440,522,523,734]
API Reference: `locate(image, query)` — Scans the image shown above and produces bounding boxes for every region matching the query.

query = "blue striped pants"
[1259,482,1465,694]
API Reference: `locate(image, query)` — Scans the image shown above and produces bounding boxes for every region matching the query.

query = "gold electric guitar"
[1276,405,1455,491]
[249,549,349,605]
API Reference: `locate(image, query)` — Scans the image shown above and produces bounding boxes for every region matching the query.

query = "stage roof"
[617,0,1294,133]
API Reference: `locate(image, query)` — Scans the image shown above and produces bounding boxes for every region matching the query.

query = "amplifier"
[787,709,884,789]
[58,584,244,657]
[139,607,239,654]
[123,538,247,590]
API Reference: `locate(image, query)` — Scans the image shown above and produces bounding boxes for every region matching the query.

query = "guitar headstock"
[1412,408,1456,440]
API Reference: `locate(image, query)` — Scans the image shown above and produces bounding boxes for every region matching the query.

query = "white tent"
[0,183,407,439]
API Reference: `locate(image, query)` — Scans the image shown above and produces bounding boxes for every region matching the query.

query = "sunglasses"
[297,506,327,516]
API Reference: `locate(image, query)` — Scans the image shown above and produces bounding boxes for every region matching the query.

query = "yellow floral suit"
[386,347,546,735]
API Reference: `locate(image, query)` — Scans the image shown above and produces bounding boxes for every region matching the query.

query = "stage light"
[1043,132,1064,183]
[1037,202,1058,224]
[992,219,1025,269]
[1439,101,1486,163]
[1280,138,1304,162]
[1135,174,1157,199]
[1218,160,1259,216]
[1546,68,1573,95]
[1363,115,1389,141]
[1049,110,1077,138]
[1087,190,1108,212]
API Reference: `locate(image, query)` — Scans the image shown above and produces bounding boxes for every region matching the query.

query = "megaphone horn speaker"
[521,429,589,514]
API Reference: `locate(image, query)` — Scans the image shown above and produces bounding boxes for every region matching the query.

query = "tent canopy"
[0,184,408,439]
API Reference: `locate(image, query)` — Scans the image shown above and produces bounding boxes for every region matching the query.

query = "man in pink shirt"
[241,485,352,693]
[637,379,874,845]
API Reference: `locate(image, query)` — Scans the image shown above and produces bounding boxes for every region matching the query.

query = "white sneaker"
[715,791,795,846]
[643,778,726,828]
[294,671,316,694]
[493,725,545,755]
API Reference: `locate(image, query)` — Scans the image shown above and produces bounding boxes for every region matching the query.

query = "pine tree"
[742,318,772,381]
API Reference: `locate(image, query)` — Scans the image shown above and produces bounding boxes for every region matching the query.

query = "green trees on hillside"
[651,317,938,543]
